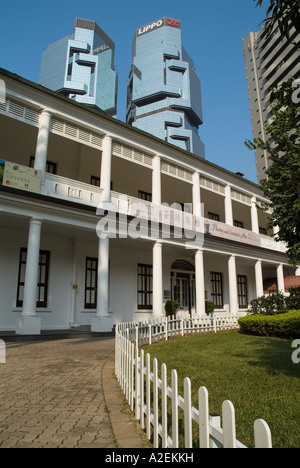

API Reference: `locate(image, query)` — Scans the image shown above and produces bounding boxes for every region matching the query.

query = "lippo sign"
[136,17,181,37]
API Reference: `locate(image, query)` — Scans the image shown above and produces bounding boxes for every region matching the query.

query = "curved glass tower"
[40,18,118,116]
[126,17,205,157]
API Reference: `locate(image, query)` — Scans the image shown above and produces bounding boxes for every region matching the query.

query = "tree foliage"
[255,0,300,43]
[245,78,300,265]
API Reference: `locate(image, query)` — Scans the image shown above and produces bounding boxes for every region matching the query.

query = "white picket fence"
[118,313,244,346]
[115,316,273,449]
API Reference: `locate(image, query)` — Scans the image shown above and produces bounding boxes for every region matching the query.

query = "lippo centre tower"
[126,18,205,158]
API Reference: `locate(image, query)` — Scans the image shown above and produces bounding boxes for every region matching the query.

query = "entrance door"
[172,273,195,313]
[174,275,189,310]
[171,260,195,314]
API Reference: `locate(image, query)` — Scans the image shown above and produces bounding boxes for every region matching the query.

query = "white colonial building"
[0,68,297,334]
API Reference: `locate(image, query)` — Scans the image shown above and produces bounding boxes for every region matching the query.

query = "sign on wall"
[205,218,261,247]
[1,161,42,194]
[136,17,181,37]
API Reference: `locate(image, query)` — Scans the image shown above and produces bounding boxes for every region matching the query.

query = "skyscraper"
[126,17,205,158]
[243,24,299,182]
[40,18,118,116]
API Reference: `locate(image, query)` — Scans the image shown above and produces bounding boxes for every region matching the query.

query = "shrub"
[286,287,300,310]
[165,300,180,317]
[248,292,287,315]
[238,310,300,339]
[205,301,215,315]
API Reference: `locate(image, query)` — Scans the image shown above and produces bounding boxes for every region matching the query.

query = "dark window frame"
[137,264,153,310]
[210,272,223,308]
[234,220,244,229]
[208,212,220,222]
[237,275,248,308]
[84,257,98,309]
[29,156,57,174]
[17,248,50,308]
[90,176,100,187]
[138,190,152,202]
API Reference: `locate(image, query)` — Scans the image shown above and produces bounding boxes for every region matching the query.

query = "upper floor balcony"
[38,172,286,253]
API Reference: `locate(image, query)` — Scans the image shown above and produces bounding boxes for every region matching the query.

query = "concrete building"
[126,17,205,158]
[40,18,118,116]
[243,24,300,182]
[0,68,297,335]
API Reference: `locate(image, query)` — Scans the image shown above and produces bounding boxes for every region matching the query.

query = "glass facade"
[126,17,205,158]
[40,18,118,116]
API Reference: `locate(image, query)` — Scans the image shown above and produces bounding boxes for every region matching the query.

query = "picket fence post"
[198,386,210,448]
[222,400,237,448]
[140,349,144,429]
[135,345,140,420]
[146,353,151,440]
[161,363,168,448]
[130,342,135,411]
[254,419,272,448]
[153,358,159,448]
[171,369,179,448]
[184,378,193,448]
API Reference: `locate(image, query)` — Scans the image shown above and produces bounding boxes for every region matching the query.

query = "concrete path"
[0,336,150,448]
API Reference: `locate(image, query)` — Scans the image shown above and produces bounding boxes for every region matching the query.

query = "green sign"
[0,160,4,185]
[1,161,41,193]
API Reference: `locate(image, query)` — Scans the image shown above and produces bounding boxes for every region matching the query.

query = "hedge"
[238,310,300,339]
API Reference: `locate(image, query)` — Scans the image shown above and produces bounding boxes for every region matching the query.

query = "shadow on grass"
[235,333,300,379]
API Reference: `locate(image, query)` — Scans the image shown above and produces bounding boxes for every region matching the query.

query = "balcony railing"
[42,173,286,252]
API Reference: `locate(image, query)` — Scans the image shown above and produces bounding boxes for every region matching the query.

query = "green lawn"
[142,331,300,448]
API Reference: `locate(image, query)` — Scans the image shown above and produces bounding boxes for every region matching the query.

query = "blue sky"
[0,0,266,183]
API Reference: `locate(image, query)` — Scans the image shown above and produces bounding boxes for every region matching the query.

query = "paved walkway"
[0,336,150,448]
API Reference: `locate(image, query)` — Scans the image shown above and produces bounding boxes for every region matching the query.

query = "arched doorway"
[170,260,195,314]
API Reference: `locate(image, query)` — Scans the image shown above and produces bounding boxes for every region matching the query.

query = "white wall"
[0,227,73,331]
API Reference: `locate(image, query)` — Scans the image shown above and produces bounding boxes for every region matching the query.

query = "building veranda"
[0,68,298,335]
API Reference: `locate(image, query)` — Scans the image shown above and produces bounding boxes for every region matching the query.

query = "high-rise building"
[243,24,299,182]
[40,18,118,116]
[126,17,205,158]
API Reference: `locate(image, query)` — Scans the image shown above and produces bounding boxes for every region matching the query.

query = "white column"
[225,185,233,226]
[91,236,113,332]
[255,260,264,298]
[34,110,51,176]
[251,197,259,234]
[16,218,42,335]
[277,264,285,293]
[152,155,161,205]
[92,135,113,332]
[153,242,163,317]
[69,240,78,327]
[100,135,113,203]
[296,267,300,276]
[195,249,205,316]
[192,172,201,217]
[228,255,239,314]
